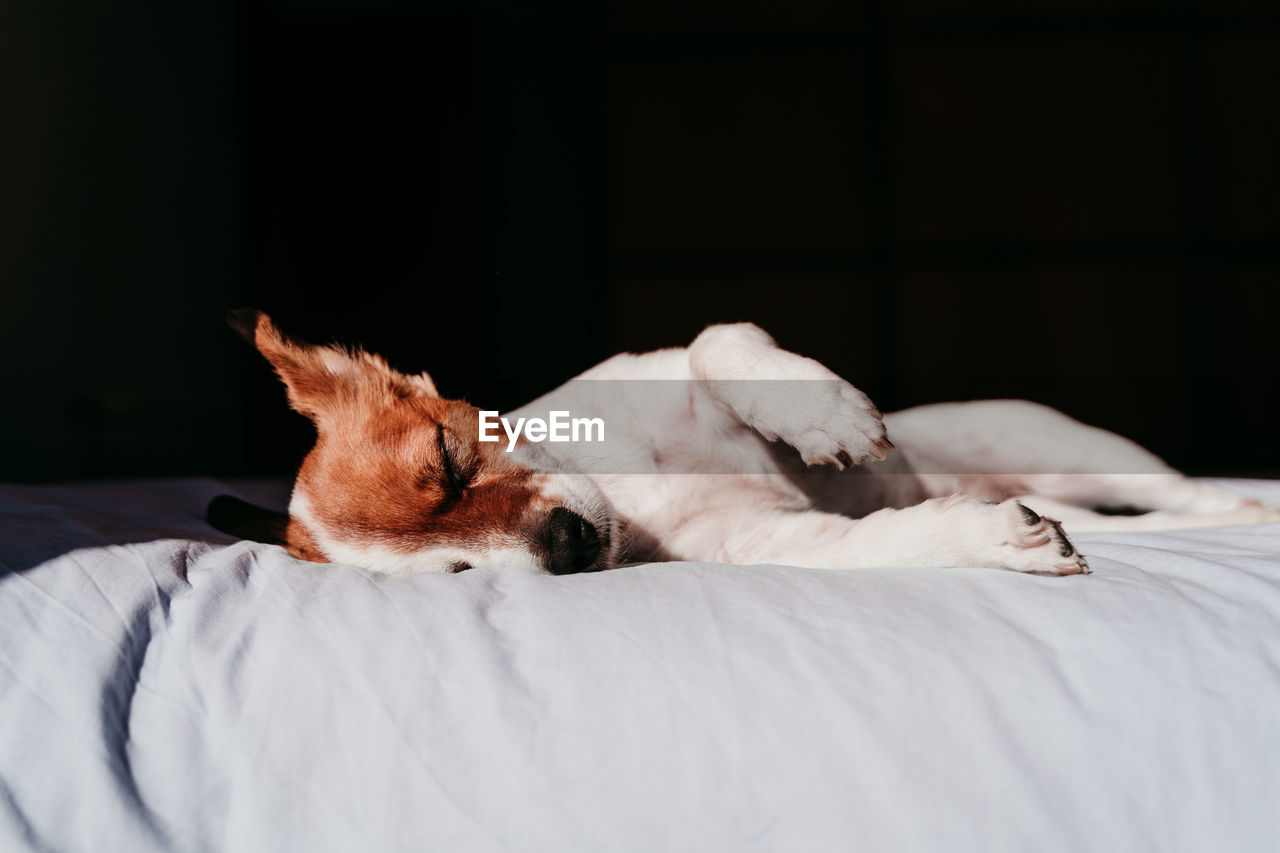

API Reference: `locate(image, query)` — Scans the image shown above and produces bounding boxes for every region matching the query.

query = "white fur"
[301,322,1279,576]
[499,323,1279,575]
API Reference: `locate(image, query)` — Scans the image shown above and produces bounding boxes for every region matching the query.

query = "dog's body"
[214,313,1279,577]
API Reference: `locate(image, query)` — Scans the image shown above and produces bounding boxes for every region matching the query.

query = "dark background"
[2,0,1277,482]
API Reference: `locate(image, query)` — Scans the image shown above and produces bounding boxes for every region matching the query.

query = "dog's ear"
[228,309,438,421]
[402,369,438,398]
[207,495,332,563]
[356,349,439,398]
[229,309,352,420]
[226,308,263,344]
[207,494,288,545]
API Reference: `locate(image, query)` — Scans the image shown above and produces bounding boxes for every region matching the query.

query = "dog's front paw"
[991,500,1090,576]
[713,366,891,469]
[780,380,893,469]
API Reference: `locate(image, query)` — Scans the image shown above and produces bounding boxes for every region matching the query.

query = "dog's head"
[230,311,616,576]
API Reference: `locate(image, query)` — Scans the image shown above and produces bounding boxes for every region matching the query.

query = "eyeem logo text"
[479,411,605,453]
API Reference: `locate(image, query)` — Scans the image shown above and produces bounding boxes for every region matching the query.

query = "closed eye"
[436,425,469,496]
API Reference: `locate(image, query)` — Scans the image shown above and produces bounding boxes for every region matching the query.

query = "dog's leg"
[687,323,892,468]
[1016,473,1277,517]
[886,400,1275,525]
[679,496,1089,575]
[1015,495,1280,532]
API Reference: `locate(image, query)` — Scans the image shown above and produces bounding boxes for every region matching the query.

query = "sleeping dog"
[210,312,1280,576]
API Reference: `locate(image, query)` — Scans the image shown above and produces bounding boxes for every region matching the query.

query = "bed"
[2,477,1278,851]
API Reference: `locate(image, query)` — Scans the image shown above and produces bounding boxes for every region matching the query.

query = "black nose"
[546,507,601,575]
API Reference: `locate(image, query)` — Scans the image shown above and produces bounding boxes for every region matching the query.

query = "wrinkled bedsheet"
[2,478,1279,852]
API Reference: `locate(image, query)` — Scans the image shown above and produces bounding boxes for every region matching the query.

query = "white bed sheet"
[2,477,1279,852]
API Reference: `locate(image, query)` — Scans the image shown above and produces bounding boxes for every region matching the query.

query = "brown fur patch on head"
[296,400,550,556]
[237,311,550,564]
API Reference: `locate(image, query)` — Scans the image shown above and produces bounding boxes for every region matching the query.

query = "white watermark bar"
[472,380,1260,476]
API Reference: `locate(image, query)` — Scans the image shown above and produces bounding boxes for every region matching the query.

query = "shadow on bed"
[0,478,290,577]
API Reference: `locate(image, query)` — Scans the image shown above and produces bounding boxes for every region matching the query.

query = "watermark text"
[479,411,605,452]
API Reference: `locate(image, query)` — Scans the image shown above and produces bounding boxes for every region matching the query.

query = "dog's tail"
[207,495,290,546]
